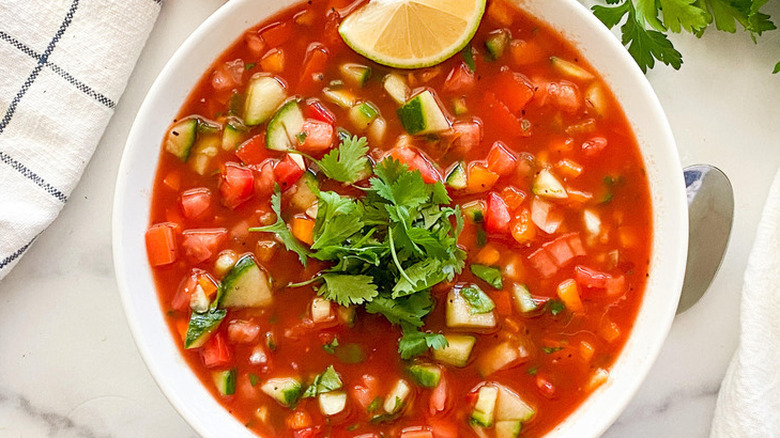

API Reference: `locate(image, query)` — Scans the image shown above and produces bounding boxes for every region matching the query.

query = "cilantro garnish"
[592,0,776,73]
[251,139,463,359]
[302,365,343,398]
[323,337,339,354]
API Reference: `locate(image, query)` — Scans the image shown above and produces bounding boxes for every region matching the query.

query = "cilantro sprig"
[252,138,462,359]
[591,0,776,73]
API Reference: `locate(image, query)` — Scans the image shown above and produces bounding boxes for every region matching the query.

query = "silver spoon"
[676,164,734,314]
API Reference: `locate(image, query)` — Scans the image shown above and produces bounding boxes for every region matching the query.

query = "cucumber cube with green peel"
[397,90,450,135]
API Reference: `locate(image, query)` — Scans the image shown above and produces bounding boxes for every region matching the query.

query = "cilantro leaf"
[312,191,364,250]
[365,291,435,327]
[319,274,378,306]
[317,135,370,184]
[470,264,503,289]
[323,337,339,354]
[302,365,343,398]
[459,284,496,314]
[392,259,448,298]
[250,186,311,266]
[398,324,449,360]
[659,0,710,33]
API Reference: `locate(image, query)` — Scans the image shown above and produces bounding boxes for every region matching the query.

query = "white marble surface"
[1,0,780,437]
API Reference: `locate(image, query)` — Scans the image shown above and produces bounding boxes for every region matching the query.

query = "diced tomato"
[465,164,500,194]
[448,121,482,156]
[220,162,254,209]
[511,209,536,244]
[181,228,228,263]
[351,374,379,410]
[171,269,203,312]
[298,44,329,94]
[293,427,316,438]
[493,69,535,112]
[575,265,610,289]
[227,320,261,344]
[304,99,336,124]
[212,59,244,92]
[400,428,434,438]
[288,410,313,430]
[606,275,627,296]
[236,134,269,165]
[291,216,316,245]
[500,186,526,210]
[494,291,513,316]
[510,38,545,66]
[486,141,517,176]
[387,147,442,184]
[237,373,259,401]
[582,137,608,157]
[200,332,232,368]
[163,171,181,191]
[544,236,575,267]
[528,247,558,278]
[145,222,179,266]
[298,120,335,153]
[429,420,458,438]
[485,192,511,234]
[536,374,557,399]
[253,160,276,198]
[442,62,476,94]
[567,233,586,256]
[543,80,582,114]
[260,48,285,73]
[244,31,266,57]
[180,188,212,220]
[260,21,293,47]
[429,374,448,415]
[483,92,524,137]
[274,154,306,189]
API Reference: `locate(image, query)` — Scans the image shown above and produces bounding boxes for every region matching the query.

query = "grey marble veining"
[1,0,780,436]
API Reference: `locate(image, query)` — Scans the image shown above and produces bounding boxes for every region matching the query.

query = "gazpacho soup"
[145,0,652,437]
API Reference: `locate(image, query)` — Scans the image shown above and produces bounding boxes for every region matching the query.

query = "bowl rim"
[112,0,688,437]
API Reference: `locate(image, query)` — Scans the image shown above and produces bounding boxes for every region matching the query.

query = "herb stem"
[388,227,414,285]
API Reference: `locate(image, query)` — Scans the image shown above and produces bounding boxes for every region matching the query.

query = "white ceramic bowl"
[112,0,688,436]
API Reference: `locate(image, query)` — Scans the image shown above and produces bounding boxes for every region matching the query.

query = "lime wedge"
[339,0,487,69]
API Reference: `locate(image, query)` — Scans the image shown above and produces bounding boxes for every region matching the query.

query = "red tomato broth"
[147,0,652,437]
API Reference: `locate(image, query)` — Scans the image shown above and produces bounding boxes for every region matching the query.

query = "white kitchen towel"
[711,168,780,437]
[0,0,161,280]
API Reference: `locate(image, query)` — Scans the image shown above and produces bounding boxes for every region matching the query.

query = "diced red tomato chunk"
[180,188,212,220]
[400,427,434,438]
[543,80,582,113]
[200,332,232,368]
[236,135,269,165]
[387,146,442,184]
[181,228,227,263]
[298,44,329,94]
[493,69,535,112]
[274,154,306,188]
[528,247,558,278]
[253,160,276,198]
[483,92,525,137]
[145,222,178,267]
[442,62,476,94]
[582,137,608,157]
[298,120,335,152]
[575,265,610,288]
[448,121,482,156]
[227,320,261,344]
[220,162,254,209]
[486,141,517,176]
[304,99,336,124]
[485,192,512,233]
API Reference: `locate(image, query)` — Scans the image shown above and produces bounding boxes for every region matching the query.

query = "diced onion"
[531,197,562,234]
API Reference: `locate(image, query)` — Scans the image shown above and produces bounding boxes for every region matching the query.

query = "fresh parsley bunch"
[254,136,465,360]
[591,0,777,73]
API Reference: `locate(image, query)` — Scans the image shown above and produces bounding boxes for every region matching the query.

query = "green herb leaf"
[319,274,379,306]
[542,346,564,354]
[547,299,566,316]
[250,186,311,266]
[317,135,370,184]
[459,284,496,314]
[302,365,343,398]
[470,264,503,289]
[323,337,339,354]
[398,324,449,360]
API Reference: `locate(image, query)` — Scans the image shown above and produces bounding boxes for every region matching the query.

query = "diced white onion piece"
[249,344,268,365]
[189,284,210,313]
[311,297,334,323]
[531,197,562,234]
[306,201,319,219]
[214,250,238,277]
[583,209,601,236]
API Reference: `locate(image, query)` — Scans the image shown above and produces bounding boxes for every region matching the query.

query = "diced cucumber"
[550,56,595,81]
[462,200,486,224]
[190,135,220,175]
[368,117,387,145]
[477,341,527,377]
[445,162,468,190]
[311,297,333,323]
[383,379,411,414]
[512,284,538,313]
[184,309,226,349]
[244,75,287,126]
[219,255,273,308]
[459,284,495,314]
[222,117,247,150]
[470,264,503,289]
[433,334,476,367]
[319,391,348,416]
[266,100,305,151]
[322,87,357,109]
[261,377,302,407]
[495,384,535,422]
[533,169,568,199]
[471,385,498,427]
[397,90,450,135]
[446,289,496,328]
[197,119,221,135]
[383,73,411,105]
[337,127,353,143]
[336,305,357,327]
[408,364,442,388]
[452,97,469,115]
[340,63,372,87]
[495,420,522,438]
[585,83,608,117]
[289,171,319,211]
[485,29,511,60]
[348,101,380,132]
[212,369,237,396]
[165,118,198,161]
